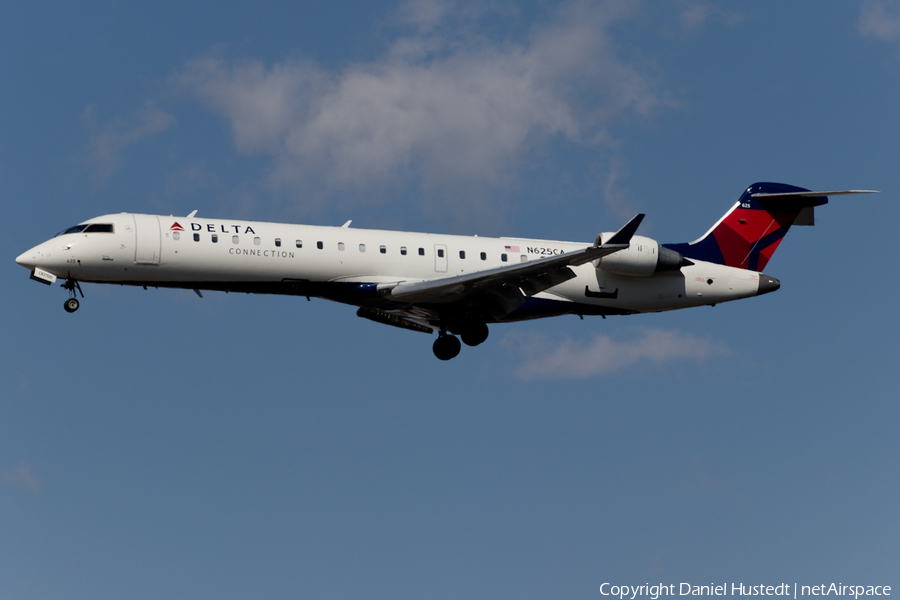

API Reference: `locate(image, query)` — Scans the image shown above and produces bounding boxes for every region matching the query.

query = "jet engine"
[593,234,688,277]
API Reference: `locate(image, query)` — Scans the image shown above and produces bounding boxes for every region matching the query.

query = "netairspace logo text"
[600,584,892,600]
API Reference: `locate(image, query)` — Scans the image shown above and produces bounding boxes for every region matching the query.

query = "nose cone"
[757,274,781,296]
[15,240,52,270]
[16,248,37,269]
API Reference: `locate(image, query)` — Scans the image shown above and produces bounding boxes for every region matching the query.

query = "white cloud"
[178,1,662,218]
[674,2,743,32]
[6,462,41,493]
[507,327,728,380]
[859,1,900,41]
[397,0,451,31]
[679,3,714,29]
[85,102,175,182]
[600,157,636,219]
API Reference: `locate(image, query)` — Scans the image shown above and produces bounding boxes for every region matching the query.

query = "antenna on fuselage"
[187,210,198,218]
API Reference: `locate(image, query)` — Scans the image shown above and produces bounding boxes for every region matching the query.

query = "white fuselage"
[16,213,767,322]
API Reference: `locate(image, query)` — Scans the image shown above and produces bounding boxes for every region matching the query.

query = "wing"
[376,213,644,320]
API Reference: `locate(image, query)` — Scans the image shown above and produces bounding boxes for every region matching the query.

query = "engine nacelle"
[593,234,686,277]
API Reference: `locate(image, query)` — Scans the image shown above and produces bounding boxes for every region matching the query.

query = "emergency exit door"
[434,244,448,272]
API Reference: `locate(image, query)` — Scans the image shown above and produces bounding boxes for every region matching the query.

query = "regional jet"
[15,183,875,360]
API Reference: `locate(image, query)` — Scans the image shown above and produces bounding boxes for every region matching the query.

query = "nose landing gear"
[61,279,83,313]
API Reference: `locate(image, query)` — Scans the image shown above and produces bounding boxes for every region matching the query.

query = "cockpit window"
[57,224,88,236]
[55,223,114,236]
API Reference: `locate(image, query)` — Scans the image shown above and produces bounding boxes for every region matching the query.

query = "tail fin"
[663,182,873,271]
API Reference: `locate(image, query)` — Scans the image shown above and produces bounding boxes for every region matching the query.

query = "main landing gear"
[459,321,489,347]
[431,322,490,360]
[433,333,461,361]
[62,279,83,313]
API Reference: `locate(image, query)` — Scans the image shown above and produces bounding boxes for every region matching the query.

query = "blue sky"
[2,1,899,598]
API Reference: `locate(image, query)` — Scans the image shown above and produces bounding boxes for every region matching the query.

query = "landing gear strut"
[432,333,461,361]
[61,278,83,313]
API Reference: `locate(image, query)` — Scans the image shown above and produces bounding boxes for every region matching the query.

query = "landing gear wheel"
[433,334,461,360]
[61,279,84,313]
[460,322,489,347]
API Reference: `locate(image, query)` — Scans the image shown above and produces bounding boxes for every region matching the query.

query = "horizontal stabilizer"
[751,190,878,198]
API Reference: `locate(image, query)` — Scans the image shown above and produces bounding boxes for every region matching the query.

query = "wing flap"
[517,266,577,296]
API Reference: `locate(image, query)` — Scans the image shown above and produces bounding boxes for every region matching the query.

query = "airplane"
[15,182,875,360]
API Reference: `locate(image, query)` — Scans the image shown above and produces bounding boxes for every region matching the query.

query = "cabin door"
[133,215,161,265]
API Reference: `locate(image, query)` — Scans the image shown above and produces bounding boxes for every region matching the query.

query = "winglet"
[187,210,198,218]
[602,213,645,247]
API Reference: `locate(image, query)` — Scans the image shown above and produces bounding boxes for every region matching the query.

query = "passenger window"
[296,240,302,248]
[193,233,200,242]
[480,252,486,260]
[521,255,528,262]
[400,246,407,255]
[212,234,218,243]
[418,248,425,256]
[380,245,386,254]
[438,249,444,258]
[459,250,466,259]
[317,241,323,249]
[173,232,180,241]
[338,242,345,251]
[275,238,281,247]
[233,235,240,244]
[359,243,366,252]
[501,253,507,262]
[253,237,261,245]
